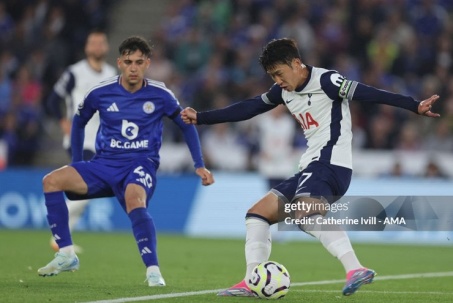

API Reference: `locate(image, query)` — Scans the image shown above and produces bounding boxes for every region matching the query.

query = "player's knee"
[125,197,146,213]
[291,197,328,218]
[42,172,61,192]
[247,204,270,219]
[247,206,277,225]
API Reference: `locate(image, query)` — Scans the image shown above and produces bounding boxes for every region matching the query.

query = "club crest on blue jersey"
[143,101,155,114]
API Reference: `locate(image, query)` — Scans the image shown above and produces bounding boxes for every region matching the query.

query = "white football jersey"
[261,66,355,171]
[54,59,116,151]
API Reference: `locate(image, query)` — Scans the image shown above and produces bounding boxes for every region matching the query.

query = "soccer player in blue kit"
[181,38,440,296]
[38,36,214,286]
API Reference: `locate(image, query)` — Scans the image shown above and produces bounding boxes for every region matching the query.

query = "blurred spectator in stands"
[347,13,373,65]
[380,160,412,178]
[254,105,298,189]
[0,2,14,44]
[434,32,452,86]
[0,49,18,78]
[160,0,196,47]
[145,45,175,83]
[225,11,249,49]
[191,71,225,112]
[202,122,248,171]
[33,0,50,30]
[195,0,228,35]
[350,102,366,150]
[0,112,17,167]
[11,64,42,165]
[332,53,361,83]
[367,26,399,72]
[84,0,110,30]
[25,48,44,80]
[444,95,453,130]
[423,160,448,179]
[200,93,248,171]
[409,0,449,75]
[386,9,416,50]
[0,67,12,117]
[396,122,422,151]
[391,35,422,96]
[277,4,315,59]
[364,113,394,150]
[422,120,453,152]
[175,27,211,75]
[255,7,279,42]
[316,5,349,66]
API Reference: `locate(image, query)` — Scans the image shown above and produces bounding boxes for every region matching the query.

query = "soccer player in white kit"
[46,30,116,252]
[181,38,440,296]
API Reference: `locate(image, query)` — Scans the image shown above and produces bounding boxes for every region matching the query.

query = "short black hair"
[118,36,153,58]
[259,38,301,72]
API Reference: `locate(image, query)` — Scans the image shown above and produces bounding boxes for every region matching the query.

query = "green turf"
[1,229,452,302]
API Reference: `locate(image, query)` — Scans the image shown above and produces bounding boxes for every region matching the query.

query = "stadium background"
[0,0,452,245]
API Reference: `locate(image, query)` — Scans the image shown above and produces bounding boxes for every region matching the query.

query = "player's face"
[85,33,109,61]
[117,50,150,92]
[267,59,303,92]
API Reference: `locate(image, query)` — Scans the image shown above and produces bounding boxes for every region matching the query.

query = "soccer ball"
[247,261,291,299]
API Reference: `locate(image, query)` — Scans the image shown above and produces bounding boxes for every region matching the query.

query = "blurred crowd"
[0,0,115,168]
[151,0,453,178]
[0,0,452,178]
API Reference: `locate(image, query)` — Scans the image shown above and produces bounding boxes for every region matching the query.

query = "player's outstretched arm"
[181,97,276,125]
[418,94,440,117]
[195,167,214,186]
[181,107,198,124]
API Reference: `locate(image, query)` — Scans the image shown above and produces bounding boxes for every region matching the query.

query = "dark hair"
[118,36,153,58]
[259,38,301,72]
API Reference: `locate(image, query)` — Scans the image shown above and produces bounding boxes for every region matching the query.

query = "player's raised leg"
[38,166,87,276]
[217,192,278,297]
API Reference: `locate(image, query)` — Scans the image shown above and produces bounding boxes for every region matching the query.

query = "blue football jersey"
[75,76,181,163]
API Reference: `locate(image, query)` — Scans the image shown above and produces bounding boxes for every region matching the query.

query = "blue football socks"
[129,207,158,267]
[45,191,73,248]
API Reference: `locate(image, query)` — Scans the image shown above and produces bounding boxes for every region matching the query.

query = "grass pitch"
[1,229,452,302]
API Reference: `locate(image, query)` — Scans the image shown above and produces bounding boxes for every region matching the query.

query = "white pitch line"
[82,271,453,303]
[293,289,453,295]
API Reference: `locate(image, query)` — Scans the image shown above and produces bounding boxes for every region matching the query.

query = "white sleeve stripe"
[261,93,273,105]
[147,79,178,100]
[84,76,118,96]
[346,81,358,100]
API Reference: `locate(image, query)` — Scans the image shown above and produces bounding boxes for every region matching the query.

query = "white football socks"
[59,245,75,256]
[303,215,362,273]
[147,265,162,275]
[244,217,272,282]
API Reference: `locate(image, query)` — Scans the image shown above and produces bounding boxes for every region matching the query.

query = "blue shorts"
[66,156,158,211]
[271,161,352,204]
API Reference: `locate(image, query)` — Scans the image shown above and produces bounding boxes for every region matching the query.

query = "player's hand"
[195,167,214,186]
[418,94,440,117]
[181,107,198,124]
